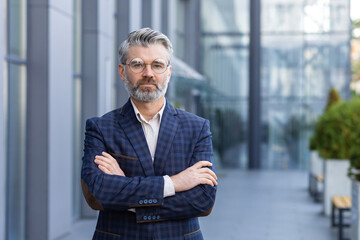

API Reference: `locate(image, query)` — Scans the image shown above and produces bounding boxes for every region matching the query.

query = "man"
[81,28,217,240]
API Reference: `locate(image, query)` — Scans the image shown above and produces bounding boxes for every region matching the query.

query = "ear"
[167,65,172,81]
[118,64,125,81]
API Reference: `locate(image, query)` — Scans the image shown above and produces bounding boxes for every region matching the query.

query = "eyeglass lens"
[128,58,168,74]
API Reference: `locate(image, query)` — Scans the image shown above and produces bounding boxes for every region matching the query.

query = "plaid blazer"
[81,99,217,240]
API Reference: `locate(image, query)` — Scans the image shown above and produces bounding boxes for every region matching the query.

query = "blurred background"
[0,0,359,239]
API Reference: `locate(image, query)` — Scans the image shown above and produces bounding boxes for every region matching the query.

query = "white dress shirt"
[131,99,175,198]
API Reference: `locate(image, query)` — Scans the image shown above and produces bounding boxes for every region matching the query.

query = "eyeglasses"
[124,58,169,74]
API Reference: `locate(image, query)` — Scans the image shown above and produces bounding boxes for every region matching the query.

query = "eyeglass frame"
[122,57,170,74]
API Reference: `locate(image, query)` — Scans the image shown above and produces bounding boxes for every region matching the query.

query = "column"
[0,0,6,238]
[248,0,261,169]
[81,0,116,217]
[26,0,74,239]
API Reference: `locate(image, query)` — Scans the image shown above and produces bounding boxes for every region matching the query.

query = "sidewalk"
[62,170,343,240]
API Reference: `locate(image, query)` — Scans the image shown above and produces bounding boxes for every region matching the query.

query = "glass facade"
[261,0,351,169]
[6,0,27,239]
[200,0,250,168]
[185,0,351,170]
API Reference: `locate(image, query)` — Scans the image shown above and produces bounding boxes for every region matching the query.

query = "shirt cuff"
[163,175,175,197]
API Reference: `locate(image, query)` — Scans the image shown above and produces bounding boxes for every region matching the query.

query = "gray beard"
[124,76,169,102]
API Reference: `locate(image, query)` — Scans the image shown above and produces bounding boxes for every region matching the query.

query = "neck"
[131,96,165,121]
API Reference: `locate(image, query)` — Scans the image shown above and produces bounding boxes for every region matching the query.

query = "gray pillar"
[248,0,261,169]
[81,0,99,218]
[184,0,201,71]
[0,0,6,238]
[116,0,130,107]
[161,0,169,35]
[142,0,152,27]
[26,2,49,239]
[27,1,74,239]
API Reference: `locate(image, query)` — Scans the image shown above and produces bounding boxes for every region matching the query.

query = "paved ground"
[61,170,347,240]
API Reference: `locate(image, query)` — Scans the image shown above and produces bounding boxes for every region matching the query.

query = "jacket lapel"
[154,101,179,176]
[117,99,155,176]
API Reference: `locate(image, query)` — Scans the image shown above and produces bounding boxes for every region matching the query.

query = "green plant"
[347,97,360,179]
[325,88,341,112]
[313,98,360,160]
[309,88,341,151]
[309,136,317,151]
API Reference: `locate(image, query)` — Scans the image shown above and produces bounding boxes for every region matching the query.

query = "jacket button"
[149,199,153,204]
[143,216,147,220]
[144,199,148,204]
[153,199,157,203]
[139,200,143,204]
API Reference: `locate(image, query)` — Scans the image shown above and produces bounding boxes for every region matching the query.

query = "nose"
[141,64,154,78]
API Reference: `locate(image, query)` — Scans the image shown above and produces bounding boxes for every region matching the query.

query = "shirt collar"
[130,98,166,124]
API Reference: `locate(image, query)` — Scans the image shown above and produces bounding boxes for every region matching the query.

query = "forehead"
[127,44,168,62]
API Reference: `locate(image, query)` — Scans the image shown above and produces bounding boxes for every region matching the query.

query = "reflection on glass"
[200,0,250,169]
[261,0,351,169]
[8,0,27,59]
[6,64,27,240]
[175,0,186,60]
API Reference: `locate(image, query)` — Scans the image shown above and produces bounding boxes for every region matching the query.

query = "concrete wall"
[48,1,73,239]
[130,0,142,31]
[97,0,116,116]
[0,0,6,238]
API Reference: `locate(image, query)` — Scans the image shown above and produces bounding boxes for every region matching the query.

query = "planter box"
[323,159,351,216]
[352,180,360,240]
[309,151,323,197]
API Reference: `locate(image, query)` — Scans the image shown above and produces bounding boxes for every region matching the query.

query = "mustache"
[136,79,159,88]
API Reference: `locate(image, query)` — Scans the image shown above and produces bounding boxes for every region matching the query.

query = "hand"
[170,161,217,192]
[94,152,126,176]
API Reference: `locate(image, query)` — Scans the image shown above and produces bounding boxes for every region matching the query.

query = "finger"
[95,158,113,171]
[200,178,215,187]
[98,164,112,175]
[200,173,218,186]
[198,168,217,180]
[193,161,212,169]
[96,155,116,166]
[102,152,116,161]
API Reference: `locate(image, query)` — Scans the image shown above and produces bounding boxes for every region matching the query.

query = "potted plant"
[312,89,352,216]
[308,136,323,201]
[309,88,341,204]
[344,97,360,239]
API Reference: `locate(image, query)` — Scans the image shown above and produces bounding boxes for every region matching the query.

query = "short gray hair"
[118,28,173,64]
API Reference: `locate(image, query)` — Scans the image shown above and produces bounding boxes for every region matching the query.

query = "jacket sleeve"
[81,118,165,211]
[135,120,217,223]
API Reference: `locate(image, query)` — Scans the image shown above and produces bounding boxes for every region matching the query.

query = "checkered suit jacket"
[81,99,217,240]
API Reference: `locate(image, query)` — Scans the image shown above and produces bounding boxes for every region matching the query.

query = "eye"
[132,63,144,68]
[152,59,167,69]
[153,63,165,69]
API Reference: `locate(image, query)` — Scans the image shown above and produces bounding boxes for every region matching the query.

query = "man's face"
[118,44,172,102]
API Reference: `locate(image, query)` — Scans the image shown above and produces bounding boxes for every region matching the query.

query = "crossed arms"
[81,117,217,222]
[95,152,218,192]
